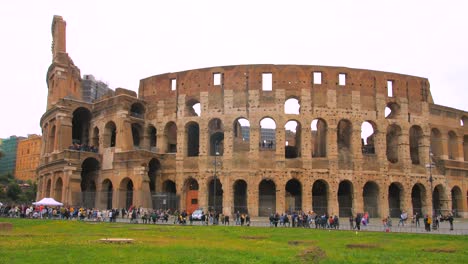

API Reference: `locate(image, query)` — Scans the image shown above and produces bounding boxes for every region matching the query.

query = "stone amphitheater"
[37,16,468,218]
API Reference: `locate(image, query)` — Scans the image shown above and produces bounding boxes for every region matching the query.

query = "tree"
[6,182,21,201]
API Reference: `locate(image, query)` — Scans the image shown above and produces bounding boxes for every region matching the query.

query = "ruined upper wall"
[139,64,433,114]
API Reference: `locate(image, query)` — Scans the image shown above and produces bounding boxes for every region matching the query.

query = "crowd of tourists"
[68,143,98,153]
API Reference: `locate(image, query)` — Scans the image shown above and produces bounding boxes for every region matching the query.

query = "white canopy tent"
[0,202,3,207]
[32,197,63,206]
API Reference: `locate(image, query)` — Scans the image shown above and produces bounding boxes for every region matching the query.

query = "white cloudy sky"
[0,0,467,139]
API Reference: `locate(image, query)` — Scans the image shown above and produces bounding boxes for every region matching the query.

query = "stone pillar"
[399,128,411,170]
[328,188,338,216]
[221,175,232,215]
[301,125,312,169]
[116,115,133,151]
[302,178,312,213]
[198,178,208,211]
[379,181,389,218]
[249,177,259,217]
[440,133,449,160]
[276,180,285,214]
[353,182,364,216]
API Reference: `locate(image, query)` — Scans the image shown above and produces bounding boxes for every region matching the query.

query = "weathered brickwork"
[37,16,468,218]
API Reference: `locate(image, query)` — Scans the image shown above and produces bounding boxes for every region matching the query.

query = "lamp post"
[425,146,436,229]
[213,143,220,224]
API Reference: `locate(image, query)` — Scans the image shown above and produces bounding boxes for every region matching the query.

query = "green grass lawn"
[0,219,467,264]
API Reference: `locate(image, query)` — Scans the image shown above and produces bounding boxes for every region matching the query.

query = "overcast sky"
[0,0,466,139]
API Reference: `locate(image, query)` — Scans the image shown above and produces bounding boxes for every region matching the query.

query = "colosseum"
[36,16,468,218]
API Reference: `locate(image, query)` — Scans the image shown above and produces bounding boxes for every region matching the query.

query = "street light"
[425,146,436,229]
[213,143,220,224]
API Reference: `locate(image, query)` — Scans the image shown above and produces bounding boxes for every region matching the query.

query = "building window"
[262,73,272,91]
[313,72,322,84]
[387,80,394,97]
[171,79,177,91]
[213,73,221,86]
[339,73,346,86]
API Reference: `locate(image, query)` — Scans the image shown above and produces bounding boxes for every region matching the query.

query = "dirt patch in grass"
[298,246,326,263]
[347,244,379,249]
[240,236,268,240]
[288,240,315,246]
[423,248,456,253]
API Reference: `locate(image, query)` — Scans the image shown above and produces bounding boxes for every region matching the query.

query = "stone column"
[276,180,285,214]
[249,177,259,217]
[301,125,312,169]
[221,175,232,216]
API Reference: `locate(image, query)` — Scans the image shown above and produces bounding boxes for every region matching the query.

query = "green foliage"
[6,182,21,200]
[0,219,467,264]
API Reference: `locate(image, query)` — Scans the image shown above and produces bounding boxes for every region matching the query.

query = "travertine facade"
[37,16,468,218]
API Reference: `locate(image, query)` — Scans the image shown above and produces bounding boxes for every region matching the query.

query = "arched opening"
[285,120,301,159]
[186,99,201,117]
[337,119,353,167]
[104,121,117,148]
[461,115,468,127]
[385,102,400,119]
[102,179,113,209]
[46,179,51,198]
[361,121,376,154]
[338,181,353,217]
[233,180,248,213]
[208,178,223,213]
[122,179,133,210]
[131,123,143,148]
[411,183,426,217]
[209,118,224,156]
[285,179,302,213]
[409,125,424,165]
[185,178,199,214]
[81,158,99,208]
[54,178,63,202]
[311,119,327,157]
[148,158,161,192]
[451,186,462,217]
[433,184,448,215]
[388,182,403,218]
[448,131,459,160]
[284,98,300,114]
[363,182,379,218]
[72,107,92,145]
[163,180,176,193]
[386,125,401,163]
[259,179,276,216]
[186,122,200,157]
[233,118,250,152]
[430,128,443,158]
[91,127,99,150]
[48,125,56,153]
[312,180,328,215]
[164,122,177,153]
[130,102,145,118]
[260,118,276,150]
[148,125,157,151]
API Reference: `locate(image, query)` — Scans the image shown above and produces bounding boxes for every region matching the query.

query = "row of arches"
[42,157,464,217]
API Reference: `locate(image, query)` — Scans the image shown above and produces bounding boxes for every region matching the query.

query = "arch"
[259,179,276,216]
[102,179,113,209]
[285,120,301,159]
[208,178,223,213]
[433,184,449,215]
[209,118,224,156]
[386,124,402,163]
[164,122,177,153]
[184,178,199,213]
[361,121,376,154]
[337,180,353,217]
[119,178,134,210]
[285,179,302,213]
[186,98,201,117]
[186,122,200,157]
[148,158,161,192]
[147,125,157,151]
[461,115,468,127]
[54,177,63,202]
[130,102,145,118]
[451,186,463,217]
[131,123,144,148]
[312,180,328,215]
[46,179,52,198]
[385,102,400,119]
[233,118,250,152]
[409,125,424,165]
[448,131,459,160]
[311,118,327,157]
[363,182,379,218]
[284,97,300,114]
[81,158,99,208]
[260,117,276,150]
[233,180,248,214]
[163,180,176,193]
[430,128,443,158]
[91,126,99,150]
[103,121,117,148]
[72,107,92,145]
[411,183,426,217]
[388,182,404,217]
